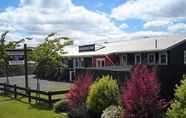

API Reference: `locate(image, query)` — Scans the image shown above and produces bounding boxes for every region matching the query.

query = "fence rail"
[0,83,68,108]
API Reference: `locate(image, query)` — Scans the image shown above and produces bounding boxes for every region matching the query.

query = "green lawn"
[0,95,68,118]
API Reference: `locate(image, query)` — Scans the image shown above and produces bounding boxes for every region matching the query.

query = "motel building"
[63,35,186,99]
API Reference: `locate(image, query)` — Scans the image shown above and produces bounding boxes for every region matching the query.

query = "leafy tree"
[31,33,73,80]
[31,33,72,64]
[122,64,168,118]
[167,75,186,118]
[0,31,24,82]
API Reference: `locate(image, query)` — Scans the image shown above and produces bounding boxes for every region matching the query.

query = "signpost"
[7,51,24,65]
[24,44,28,89]
[7,45,29,89]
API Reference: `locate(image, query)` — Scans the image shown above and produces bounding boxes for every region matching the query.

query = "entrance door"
[96,58,105,67]
[122,55,127,66]
[69,70,75,81]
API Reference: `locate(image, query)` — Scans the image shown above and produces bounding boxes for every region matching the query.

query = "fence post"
[48,92,52,108]
[4,83,7,95]
[14,84,17,99]
[27,88,31,103]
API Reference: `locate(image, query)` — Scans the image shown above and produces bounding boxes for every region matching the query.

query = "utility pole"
[24,44,28,89]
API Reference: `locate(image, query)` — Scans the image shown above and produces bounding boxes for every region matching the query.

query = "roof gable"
[63,36,186,57]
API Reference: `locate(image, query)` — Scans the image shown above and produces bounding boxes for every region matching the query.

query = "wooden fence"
[0,83,68,108]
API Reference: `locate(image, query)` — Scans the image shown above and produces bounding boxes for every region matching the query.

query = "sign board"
[8,60,24,65]
[7,50,25,65]
[79,44,95,52]
[7,51,24,56]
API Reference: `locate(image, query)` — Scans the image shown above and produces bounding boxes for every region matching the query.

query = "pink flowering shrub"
[66,73,92,109]
[122,65,168,118]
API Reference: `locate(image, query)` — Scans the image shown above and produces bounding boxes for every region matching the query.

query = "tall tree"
[31,33,73,80]
[0,31,24,83]
[31,33,73,64]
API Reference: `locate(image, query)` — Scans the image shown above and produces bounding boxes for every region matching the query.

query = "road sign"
[8,60,24,65]
[7,50,25,65]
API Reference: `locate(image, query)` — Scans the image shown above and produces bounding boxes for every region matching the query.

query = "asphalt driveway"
[0,75,72,91]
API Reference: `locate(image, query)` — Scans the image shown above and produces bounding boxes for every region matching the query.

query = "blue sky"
[0,0,186,45]
[72,0,126,13]
[0,0,19,10]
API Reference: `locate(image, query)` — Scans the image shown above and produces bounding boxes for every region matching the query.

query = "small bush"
[54,100,69,113]
[101,105,124,118]
[167,75,186,118]
[122,65,168,118]
[86,76,120,117]
[68,105,89,118]
[66,73,92,109]
[66,73,92,118]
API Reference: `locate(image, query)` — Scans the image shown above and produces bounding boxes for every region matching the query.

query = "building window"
[148,53,155,64]
[96,58,105,67]
[121,54,127,65]
[73,58,82,68]
[135,54,141,64]
[159,52,168,65]
[184,51,186,64]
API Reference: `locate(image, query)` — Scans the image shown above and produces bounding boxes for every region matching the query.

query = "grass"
[0,95,68,118]
[0,81,72,104]
[30,83,70,103]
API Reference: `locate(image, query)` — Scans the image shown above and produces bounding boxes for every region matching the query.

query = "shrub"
[122,64,168,118]
[101,105,124,118]
[86,76,120,117]
[66,73,92,118]
[68,105,89,118]
[35,57,58,80]
[54,100,69,113]
[167,75,186,118]
[66,73,92,108]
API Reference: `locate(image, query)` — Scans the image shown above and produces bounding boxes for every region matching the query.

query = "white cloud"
[20,0,72,8]
[111,0,186,20]
[1,0,184,46]
[144,20,172,29]
[0,0,125,45]
[119,23,128,29]
[168,23,186,33]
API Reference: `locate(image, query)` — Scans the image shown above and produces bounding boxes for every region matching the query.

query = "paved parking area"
[0,75,72,91]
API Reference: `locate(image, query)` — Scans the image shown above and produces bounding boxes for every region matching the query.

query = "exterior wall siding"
[156,41,186,99]
[169,41,186,65]
[75,68,130,87]
[92,54,120,67]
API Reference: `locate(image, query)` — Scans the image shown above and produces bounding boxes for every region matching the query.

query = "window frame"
[121,54,127,66]
[96,58,105,67]
[184,51,186,64]
[159,52,168,65]
[148,53,156,65]
[73,58,82,68]
[135,53,142,64]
